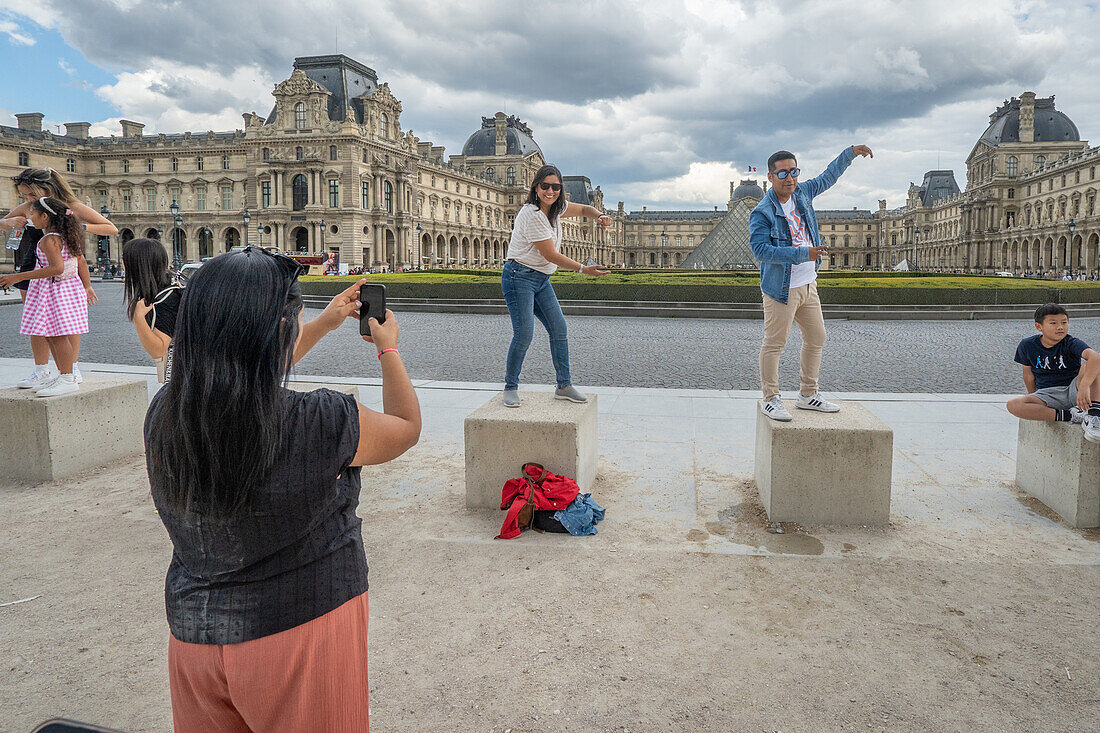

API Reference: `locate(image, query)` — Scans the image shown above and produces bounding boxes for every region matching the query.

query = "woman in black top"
[144,249,421,731]
[123,238,181,377]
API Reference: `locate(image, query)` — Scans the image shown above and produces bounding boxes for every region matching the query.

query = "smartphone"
[359,283,386,335]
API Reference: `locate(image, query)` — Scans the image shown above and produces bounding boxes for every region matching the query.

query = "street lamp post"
[169,199,181,270]
[660,230,667,269]
[913,227,920,272]
[257,224,264,248]
[99,204,113,279]
[415,223,422,270]
[243,209,251,248]
[319,219,326,254]
[1068,218,1076,278]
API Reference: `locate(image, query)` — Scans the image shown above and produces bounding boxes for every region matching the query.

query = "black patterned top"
[146,388,367,644]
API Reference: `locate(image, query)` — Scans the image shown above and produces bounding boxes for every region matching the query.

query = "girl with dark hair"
[144,250,420,731]
[0,167,115,388]
[123,238,182,382]
[501,164,611,407]
[0,197,90,396]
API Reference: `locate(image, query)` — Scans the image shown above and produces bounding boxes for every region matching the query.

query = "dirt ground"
[2,443,1099,733]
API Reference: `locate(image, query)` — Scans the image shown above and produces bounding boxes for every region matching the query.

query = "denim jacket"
[749,147,855,304]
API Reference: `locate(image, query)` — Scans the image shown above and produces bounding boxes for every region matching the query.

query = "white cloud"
[0,18,34,45]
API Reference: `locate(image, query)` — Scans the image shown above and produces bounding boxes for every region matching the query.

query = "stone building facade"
[2,74,1096,275]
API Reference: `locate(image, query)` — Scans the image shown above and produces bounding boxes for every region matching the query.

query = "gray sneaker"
[760,396,792,421]
[554,386,589,403]
[1083,414,1100,443]
[502,389,520,408]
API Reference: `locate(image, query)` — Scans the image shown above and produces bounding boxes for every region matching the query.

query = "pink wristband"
[377,348,399,359]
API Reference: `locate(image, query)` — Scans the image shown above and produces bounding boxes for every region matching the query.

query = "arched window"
[292,174,308,211]
[379,112,389,139]
[296,146,303,161]
[507,166,516,185]
[294,102,307,129]
[1006,156,1018,177]
[1035,155,1046,168]
[384,180,393,213]
[485,166,494,179]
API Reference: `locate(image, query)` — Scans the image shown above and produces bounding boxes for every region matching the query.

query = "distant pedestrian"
[0,197,89,396]
[145,251,420,731]
[750,145,874,421]
[0,167,114,388]
[501,164,610,408]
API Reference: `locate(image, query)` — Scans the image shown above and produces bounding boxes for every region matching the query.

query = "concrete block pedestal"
[754,401,893,525]
[0,377,147,484]
[464,392,597,510]
[1015,420,1100,528]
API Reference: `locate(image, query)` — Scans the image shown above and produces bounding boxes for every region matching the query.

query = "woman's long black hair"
[146,251,304,518]
[30,197,84,257]
[525,164,567,225]
[123,238,174,320]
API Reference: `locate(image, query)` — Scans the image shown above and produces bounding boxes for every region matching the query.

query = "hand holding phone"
[359,283,387,336]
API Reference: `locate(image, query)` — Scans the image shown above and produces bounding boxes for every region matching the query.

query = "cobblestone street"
[3,282,1098,393]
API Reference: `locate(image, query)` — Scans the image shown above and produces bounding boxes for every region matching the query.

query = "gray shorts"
[1033,379,1078,409]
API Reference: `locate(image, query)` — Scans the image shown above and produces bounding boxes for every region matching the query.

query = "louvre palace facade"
[1,56,1096,276]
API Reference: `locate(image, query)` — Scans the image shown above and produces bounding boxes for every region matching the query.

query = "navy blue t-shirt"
[1014,334,1089,389]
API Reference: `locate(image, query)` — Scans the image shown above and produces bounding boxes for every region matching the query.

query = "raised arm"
[68,201,118,237]
[562,201,611,225]
[352,310,421,466]
[800,146,871,199]
[293,278,366,364]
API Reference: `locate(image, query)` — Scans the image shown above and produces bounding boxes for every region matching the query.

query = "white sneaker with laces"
[1083,414,1100,443]
[36,374,79,397]
[1069,407,1087,425]
[796,392,841,412]
[760,396,792,421]
[17,368,54,389]
[33,374,62,392]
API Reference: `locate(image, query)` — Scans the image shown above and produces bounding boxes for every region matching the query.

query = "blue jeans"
[501,260,571,390]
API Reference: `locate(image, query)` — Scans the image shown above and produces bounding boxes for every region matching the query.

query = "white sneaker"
[760,396,792,421]
[1069,407,1087,425]
[32,374,61,392]
[73,365,83,384]
[1083,414,1100,443]
[17,368,54,389]
[36,374,79,397]
[796,392,841,413]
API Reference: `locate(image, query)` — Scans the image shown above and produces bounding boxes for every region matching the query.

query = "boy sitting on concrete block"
[1007,303,1100,442]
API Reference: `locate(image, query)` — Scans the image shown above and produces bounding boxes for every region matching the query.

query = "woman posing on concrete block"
[501,164,611,407]
[144,250,420,731]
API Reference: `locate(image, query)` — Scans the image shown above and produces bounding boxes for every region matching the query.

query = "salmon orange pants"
[168,592,369,733]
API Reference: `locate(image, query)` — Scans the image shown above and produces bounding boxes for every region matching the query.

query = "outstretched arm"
[800,145,872,199]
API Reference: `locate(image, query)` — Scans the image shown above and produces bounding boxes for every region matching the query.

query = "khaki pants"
[759,282,827,400]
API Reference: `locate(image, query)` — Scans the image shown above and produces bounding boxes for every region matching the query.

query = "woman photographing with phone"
[145,249,419,730]
[501,164,611,408]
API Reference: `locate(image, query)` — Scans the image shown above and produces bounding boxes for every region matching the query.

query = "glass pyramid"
[681,198,758,270]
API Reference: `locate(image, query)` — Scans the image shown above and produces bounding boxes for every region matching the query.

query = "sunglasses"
[241,245,307,281]
[11,170,52,184]
[538,182,562,192]
[772,168,800,180]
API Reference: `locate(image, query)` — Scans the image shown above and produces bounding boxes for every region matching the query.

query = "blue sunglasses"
[773,168,800,180]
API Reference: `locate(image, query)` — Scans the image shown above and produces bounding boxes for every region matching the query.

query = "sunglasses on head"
[538,182,562,192]
[241,245,307,281]
[772,168,800,180]
[11,169,52,184]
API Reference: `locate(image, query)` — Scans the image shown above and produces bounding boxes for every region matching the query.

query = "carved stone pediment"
[369,82,402,113]
[273,69,329,98]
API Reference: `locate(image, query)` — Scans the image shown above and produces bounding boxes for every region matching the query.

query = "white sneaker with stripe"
[795,392,841,412]
[760,396,793,421]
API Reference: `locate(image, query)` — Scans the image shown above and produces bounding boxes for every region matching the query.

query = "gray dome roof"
[462,115,542,157]
[979,95,1079,146]
[731,179,764,202]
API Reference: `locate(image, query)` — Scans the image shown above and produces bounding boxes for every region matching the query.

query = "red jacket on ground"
[496,464,580,540]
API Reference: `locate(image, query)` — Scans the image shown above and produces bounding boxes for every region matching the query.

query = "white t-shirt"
[780,197,817,289]
[507,203,563,274]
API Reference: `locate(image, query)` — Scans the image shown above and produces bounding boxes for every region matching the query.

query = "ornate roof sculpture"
[462,114,542,157]
[680,197,758,269]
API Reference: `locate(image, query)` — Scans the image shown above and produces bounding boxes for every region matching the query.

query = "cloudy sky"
[0,0,1097,211]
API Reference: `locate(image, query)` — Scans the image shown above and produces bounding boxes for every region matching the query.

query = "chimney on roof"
[65,122,91,139]
[617,201,624,213]
[1019,91,1036,143]
[120,119,145,139]
[494,112,507,156]
[15,113,44,132]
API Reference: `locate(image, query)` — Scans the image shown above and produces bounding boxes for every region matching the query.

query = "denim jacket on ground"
[749,147,855,304]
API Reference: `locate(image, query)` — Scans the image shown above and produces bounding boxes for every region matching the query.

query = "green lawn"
[301,270,1100,290]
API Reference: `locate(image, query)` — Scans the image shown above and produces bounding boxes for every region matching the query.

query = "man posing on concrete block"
[750,145,873,421]
[1007,303,1100,442]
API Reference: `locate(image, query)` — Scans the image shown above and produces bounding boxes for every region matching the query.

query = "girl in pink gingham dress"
[0,196,88,396]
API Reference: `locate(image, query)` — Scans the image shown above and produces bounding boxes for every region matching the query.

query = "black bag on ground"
[532,510,569,533]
